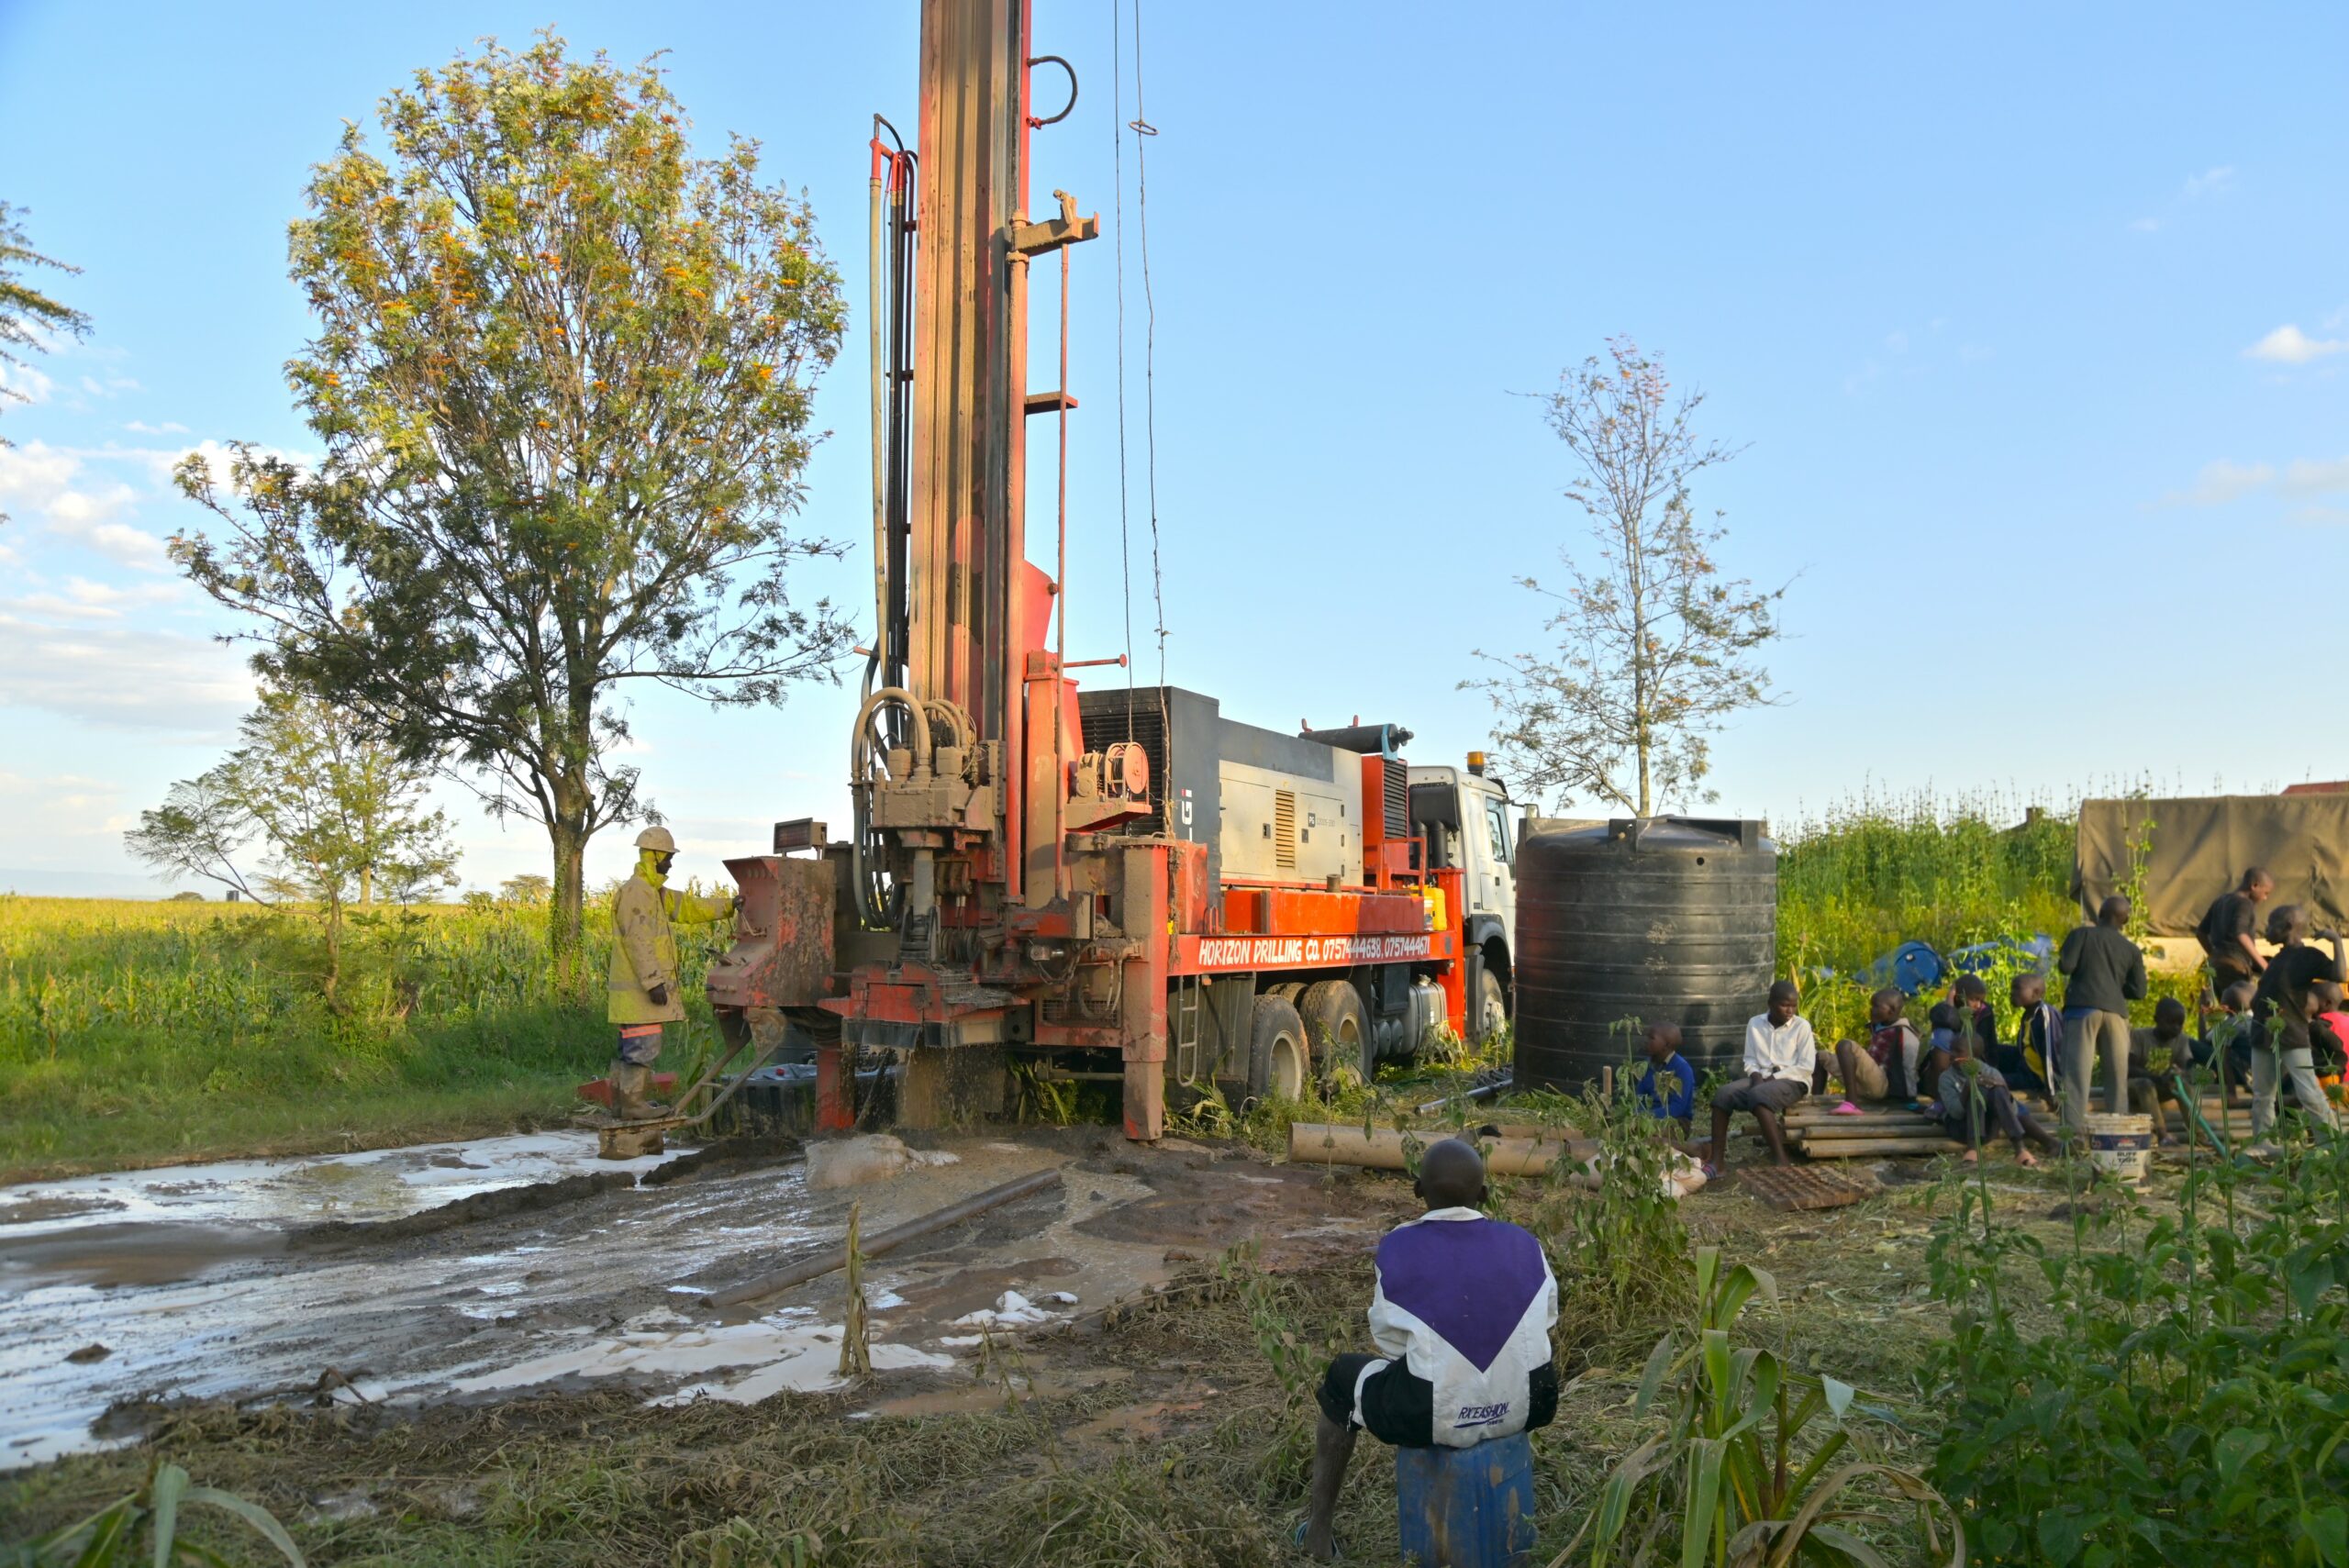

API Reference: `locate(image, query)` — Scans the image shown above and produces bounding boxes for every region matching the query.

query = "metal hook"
[1025,54,1078,128]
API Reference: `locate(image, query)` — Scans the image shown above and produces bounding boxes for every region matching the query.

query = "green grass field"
[2,793,2191,1178]
[0,892,733,1179]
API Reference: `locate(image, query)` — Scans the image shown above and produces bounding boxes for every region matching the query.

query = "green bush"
[1924,1117,2349,1563]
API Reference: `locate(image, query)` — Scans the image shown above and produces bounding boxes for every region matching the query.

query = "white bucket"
[2084,1113,2154,1181]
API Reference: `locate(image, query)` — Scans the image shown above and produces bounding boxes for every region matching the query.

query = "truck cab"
[1407,756,1517,1042]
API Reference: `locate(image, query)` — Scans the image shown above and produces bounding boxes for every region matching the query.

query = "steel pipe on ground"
[1286,1123,1598,1176]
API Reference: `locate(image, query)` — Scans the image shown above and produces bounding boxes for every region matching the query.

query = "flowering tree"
[172,36,852,974]
[1466,339,1783,816]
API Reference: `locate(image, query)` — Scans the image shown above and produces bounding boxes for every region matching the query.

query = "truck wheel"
[1247,995,1310,1103]
[1299,980,1367,1086]
[1473,966,1508,1044]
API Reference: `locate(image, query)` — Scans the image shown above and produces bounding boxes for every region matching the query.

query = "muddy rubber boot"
[611,1062,671,1121]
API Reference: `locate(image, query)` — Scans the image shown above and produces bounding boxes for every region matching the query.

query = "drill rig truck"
[705,0,1520,1140]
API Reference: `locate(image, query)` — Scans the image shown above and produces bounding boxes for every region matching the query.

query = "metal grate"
[1274,789,1297,870]
[1383,759,1408,839]
[1735,1164,1881,1211]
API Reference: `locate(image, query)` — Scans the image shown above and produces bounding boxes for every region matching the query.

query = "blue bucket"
[1395,1430,1537,1568]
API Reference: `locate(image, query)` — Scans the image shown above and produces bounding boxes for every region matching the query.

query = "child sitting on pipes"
[1926,1035,2062,1167]
[1992,973,2060,1100]
[2124,996,2195,1146]
[2202,980,2258,1097]
[1299,1138,1558,1561]
[1703,979,1816,1177]
[1634,1020,1697,1138]
[1828,986,1921,1107]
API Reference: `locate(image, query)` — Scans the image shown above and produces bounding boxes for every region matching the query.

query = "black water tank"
[1514,817,1778,1087]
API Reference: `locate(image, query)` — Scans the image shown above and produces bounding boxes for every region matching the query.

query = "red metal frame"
[720,0,1486,1140]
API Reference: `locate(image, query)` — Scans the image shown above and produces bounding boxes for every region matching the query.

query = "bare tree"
[1466,339,1783,816]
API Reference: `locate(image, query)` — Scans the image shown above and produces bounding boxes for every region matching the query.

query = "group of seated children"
[1629,977,2063,1173]
[1638,947,2349,1174]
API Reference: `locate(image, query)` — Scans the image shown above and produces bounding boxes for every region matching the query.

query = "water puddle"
[0,1131,681,1239]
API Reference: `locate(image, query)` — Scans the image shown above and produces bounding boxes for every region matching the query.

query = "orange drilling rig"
[706,0,1522,1140]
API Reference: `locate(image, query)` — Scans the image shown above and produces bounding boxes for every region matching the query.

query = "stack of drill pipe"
[1286,1123,1598,1177]
[1779,1104,1961,1159]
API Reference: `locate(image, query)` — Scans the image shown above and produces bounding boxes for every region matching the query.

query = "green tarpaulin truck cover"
[2074,795,2349,937]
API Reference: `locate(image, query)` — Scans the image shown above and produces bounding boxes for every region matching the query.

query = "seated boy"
[1302,1139,1558,1560]
[1634,1021,1697,1137]
[1927,1037,2061,1167]
[2125,996,2195,1145]
[1990,973,2059,1099]
[1706,980,1816,1175]
[1831,987,1920,1104]
[2206,980,2257,1097]
[1950,974,2000,1059]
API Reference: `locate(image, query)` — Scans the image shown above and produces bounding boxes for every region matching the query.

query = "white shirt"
[1743,1012,1817,1083]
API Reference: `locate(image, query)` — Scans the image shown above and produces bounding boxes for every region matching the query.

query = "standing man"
[2248,905,2345,1140]
[2055,895,2147,1127]
[607,826,737,1119]
[2198,867,2276,1002]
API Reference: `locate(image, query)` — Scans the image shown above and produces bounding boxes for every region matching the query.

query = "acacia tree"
[127,687,461,997]
[1466,339,1783,816]
[173,35,852,976]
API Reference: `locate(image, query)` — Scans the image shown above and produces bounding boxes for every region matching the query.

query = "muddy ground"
[0,1121,2093,1564]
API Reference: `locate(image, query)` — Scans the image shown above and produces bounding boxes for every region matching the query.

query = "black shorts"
[1319,1353,1435,1448]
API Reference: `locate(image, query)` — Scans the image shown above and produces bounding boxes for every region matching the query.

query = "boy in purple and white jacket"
[1300,1139,1558,1560]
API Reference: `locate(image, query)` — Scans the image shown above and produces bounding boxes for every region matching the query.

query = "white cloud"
[2165,459,2275,506]
[0,439,77,500]
[0,439,172,570]
[77,373,139,399]
[2183,165,2235,198]
[1,578,184,621]
[2165,455,2349,507]
[0,361,56,405]
[2245,324,2348,365]
[123,419,190,435]
[2282,457,2349,495]
[2288,505,2349,528]
[0,611,253,731]
[2129,217,2161,234]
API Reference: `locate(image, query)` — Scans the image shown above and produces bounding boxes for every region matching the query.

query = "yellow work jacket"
[607,873,731,1025]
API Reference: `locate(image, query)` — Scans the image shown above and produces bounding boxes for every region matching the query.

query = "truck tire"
[1247,995,1310,1103]
[1473,966,1508,1045]
[1299,980,1367,1086]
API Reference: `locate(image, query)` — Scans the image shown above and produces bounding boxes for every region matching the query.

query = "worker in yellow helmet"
[607,825,737,1119]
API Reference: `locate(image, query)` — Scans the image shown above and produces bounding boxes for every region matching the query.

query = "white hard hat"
[635,826,678,853]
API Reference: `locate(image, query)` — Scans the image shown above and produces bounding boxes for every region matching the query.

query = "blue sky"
[2,1,2343,896]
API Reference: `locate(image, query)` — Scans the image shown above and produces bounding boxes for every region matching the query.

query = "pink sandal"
[1830,1100,1864,1116]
